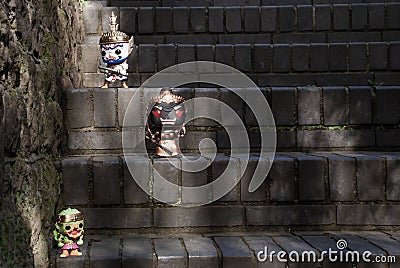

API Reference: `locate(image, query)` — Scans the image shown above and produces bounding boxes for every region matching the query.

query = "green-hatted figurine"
[54,208,84,257]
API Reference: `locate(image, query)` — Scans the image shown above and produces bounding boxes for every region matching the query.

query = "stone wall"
[0,0,82,267]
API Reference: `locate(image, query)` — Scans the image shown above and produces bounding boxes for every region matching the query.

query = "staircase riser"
[84,4,400,36]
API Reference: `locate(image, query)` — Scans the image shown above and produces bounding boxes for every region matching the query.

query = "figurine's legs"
[121,80,128,88]
[101,81,109,88]
[60,250,69,257]
[70,249,82,256]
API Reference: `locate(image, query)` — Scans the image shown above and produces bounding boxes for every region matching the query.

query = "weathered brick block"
[261,7,277,32]
[208,7,223,33]
[213,237,252,268]
[93,88,115,128]
[183,238,218,268]
[351,4,367,30]
[244,7,260,33]
[62,157,90,205]
[67,88,91,129]
[181,156,209,205]
[220,88,244,125]
[311,43,329,72]
[329,43,347,71]
[190,7,206,32]
[377,129,400,147]
[277,130,296,148]
[323,86,348,126]
[211,156,240,202]
[234,45,251,73]
[240,156,268,202]
[273,44,291,73]
[246,205,335,225]
[387,3,400,29]
[82,208,151,228]
[253,44,271,73]
[155,7,172,33]
[278,6,295,32]
[297,130,374,148]
[177,45,195,71]
[81,44,98,73]
[297,5,313,31]
[244,237,285,267]
[337,205,400,225]
[333,4,349,30]
[153,158,180,203]
[154,206,244,227]
[269,155,295,202]
[296,154,325,201]
[68,131,122,150]
[349,42,367,71]
[215,44,233,72]
[138,44,156,72]
[375,86,400,124]
[389,42,400,70]
[193,88,219,127]
[315,5,331,30]
[292,44,309,72]
[173,7,189,33]
[127,46,138,73]
[385,154,400,201]
[122,238,153,268]
[120,7,136,34]
[273,236,318,259]
[244,87,270,126]
[369,42,387,70]
[157,44,176,71]
[197,45,214,64]
[122,156,150,204]
[226,7,242,33]
[369,4,385,29]
[93,156,120,205]
[83,6,99,34]
[348,86,372,124]
[154,238,187,267]
[118,87,142,127]
[180,131,217,151]
[271,87,296,125]
[297,86,321,125]
[138,7,154,33]
[90,238,120,268]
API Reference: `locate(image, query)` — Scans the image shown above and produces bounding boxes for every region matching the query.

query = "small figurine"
[99,12,134,88]
[146,88,186,157]
[54,208,84,258]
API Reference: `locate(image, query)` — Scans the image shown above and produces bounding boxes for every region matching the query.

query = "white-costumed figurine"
[99,12,134,88]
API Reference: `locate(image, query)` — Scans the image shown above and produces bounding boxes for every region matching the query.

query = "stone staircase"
[58,0,400,267]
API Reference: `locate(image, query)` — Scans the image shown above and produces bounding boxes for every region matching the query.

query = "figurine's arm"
[77,235,84,245]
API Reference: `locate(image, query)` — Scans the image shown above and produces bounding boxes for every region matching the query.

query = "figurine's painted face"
[149,101,186,129]
[60,220,84,239]
[101,43,130,65]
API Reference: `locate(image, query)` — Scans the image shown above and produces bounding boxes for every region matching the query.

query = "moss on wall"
[0,0,83,267]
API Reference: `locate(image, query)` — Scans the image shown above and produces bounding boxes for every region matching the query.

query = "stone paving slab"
[57,232,400,268]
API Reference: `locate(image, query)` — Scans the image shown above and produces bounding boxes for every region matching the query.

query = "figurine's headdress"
[149,88,185,105]
[57,210,83,223]
[100,12,130,44]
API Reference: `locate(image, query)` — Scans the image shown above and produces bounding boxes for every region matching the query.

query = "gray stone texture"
[297,130,374,148]
[138,44,156,72]
[214,237,252,268]
[81,208,152,228]
[368,3,385,29]
[226,7,242,33]
[120,7,137,34]
[253,44,271,73]
[68,131,122,150]
[337,205,400,225]
[90,238,120,268]
[311,43,329,71]
[385,154,400,201]
[329,43,347,71]
[83,6,99,34]
[271,87,296,125]
[118,87,142,127]
[220,88,244,125]
[156,7,172,33]
[93,88,115,128]
[315,5,331,30]
[323,86,348,126]
[190,7,206,32]
[261,7,277,32]
[375,86,400,124]
[269,155,295,202]
[183,237,219,268]
[240,155,268,202]
[209,7,224,33]
[296,154,325,201]
[244,7,260,33]
[67,88,91,129]
[348,86,372,124]
[349,42,367,71]
[234,44,252,73]
[273,44,291,73]
[292,44,309,72]
[157,44,176,71]
[93,156,120,205]
[211,155,240,201]
[369,42,388,70]
[173,7,189,33]
[351,4,367,30]
[389,42,400,70]
[297,5,313,31]
[246,205,335,225]
[80,44,98,73]
[387,3,400,29]
[333,4,349,30]
[138,7,154,33]
[154,238,187,268]
[122,238,153,268]
[154,206,244,227]
[153,158,180,203]
[278,6,295,32]
[122,156,150,204]
[62,157,90,205]
[297,86,321,125]
[193,88,219,126]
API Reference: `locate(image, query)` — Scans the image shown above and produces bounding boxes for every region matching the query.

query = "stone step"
[55,232,400,268]
[65,86,400,152]
[61,152,400,229]
[84,3,400,37]
[80,42,400,88]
